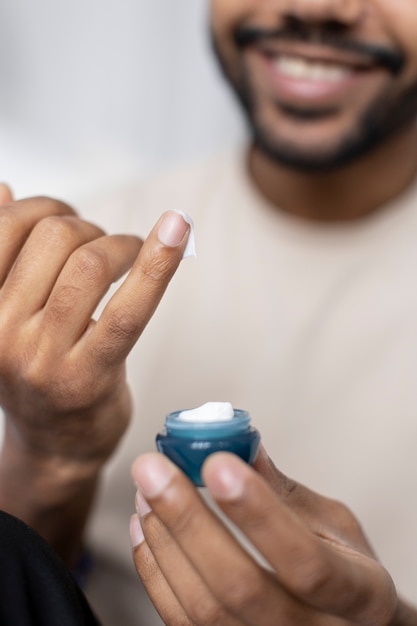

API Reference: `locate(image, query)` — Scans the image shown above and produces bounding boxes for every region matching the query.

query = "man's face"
[210,0,417,171]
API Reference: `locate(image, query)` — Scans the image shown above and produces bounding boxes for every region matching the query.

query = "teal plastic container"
[156,408,260,486]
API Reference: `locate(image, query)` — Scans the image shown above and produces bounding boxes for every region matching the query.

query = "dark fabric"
[0,510,101,625]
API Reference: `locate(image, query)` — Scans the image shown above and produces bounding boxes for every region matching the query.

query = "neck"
[249,125,417,222]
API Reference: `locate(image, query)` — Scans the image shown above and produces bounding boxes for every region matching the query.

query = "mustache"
[234,25,405,76]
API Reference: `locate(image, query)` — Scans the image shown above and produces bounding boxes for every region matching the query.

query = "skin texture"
[0,190,190,566]
[131,450,417,625]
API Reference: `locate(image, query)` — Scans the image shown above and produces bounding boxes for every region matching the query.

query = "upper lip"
[256,41,378,70]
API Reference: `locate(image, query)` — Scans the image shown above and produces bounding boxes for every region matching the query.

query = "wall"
[0,0,246,199]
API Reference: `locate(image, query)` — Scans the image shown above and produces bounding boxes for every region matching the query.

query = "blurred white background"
[0,0,246,201]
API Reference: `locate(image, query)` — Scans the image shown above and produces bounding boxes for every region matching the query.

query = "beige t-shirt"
[83,145,417,624]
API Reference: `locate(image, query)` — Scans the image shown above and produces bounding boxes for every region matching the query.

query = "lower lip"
[259,54,372,108]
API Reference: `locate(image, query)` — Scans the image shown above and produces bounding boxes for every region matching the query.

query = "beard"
[210,29,417,173]
[239,73,417,172]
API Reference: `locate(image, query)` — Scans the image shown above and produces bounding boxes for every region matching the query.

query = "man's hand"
[0,195,190,564]
[131,449,416,625]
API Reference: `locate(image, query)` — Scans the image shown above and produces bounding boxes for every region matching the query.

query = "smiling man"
[2,1,417,625]
[217,2,408,170]
[209,0,417,217]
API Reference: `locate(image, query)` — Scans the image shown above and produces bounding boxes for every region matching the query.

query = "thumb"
[254,445,375,554]
[254,444,331,517]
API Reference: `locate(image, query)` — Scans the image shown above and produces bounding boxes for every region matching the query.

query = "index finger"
[87,210,193,364]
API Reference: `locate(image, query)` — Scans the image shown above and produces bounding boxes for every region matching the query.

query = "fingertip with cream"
[157,210,196,259]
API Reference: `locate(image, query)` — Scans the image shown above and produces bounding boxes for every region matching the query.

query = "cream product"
[172,210,196,259]
[178,401,234,423]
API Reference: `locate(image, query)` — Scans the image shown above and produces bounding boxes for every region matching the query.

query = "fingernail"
[135,454,175,499]
[135,490,152,517]
[129,514,145,548]
[158,210,196,259]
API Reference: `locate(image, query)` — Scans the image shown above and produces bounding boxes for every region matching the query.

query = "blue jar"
[156,407,261,486]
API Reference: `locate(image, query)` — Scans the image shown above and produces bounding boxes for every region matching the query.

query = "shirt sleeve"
[0,510,101,626]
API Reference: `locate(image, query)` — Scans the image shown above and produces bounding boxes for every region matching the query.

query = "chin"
[247,85,417,173]
[252,108,365,170]
[254,136,353,174]
[252,113,388,172]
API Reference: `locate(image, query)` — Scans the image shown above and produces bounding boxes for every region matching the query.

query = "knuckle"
[35,215,79,246]
[219,568,265,614]
[17,351,52,396]
[71,246,111,285]
[102,306,141,349]
[167,505,201,539]
[331,500,359,529]
[47,284,83,323]
[23,362,85,412]
[187,593,227,626]
[364,582,397,626]
[326,498,366,542]
[138,250,176,284]
[289,553,333,598]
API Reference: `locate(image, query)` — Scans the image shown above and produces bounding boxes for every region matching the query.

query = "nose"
[280,0,364,25]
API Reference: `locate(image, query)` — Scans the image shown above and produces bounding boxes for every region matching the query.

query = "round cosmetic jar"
[156,408,260,486]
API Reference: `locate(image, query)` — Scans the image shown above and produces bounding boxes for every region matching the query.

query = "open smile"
[252,42,386,109]
[274,54,354,83]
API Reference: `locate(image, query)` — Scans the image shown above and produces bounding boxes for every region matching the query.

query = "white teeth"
[275,55,352,82]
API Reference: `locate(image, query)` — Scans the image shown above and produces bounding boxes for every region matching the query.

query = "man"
[1,0,417,623]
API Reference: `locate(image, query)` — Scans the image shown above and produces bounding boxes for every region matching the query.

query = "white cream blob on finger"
[172,209,196,259]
